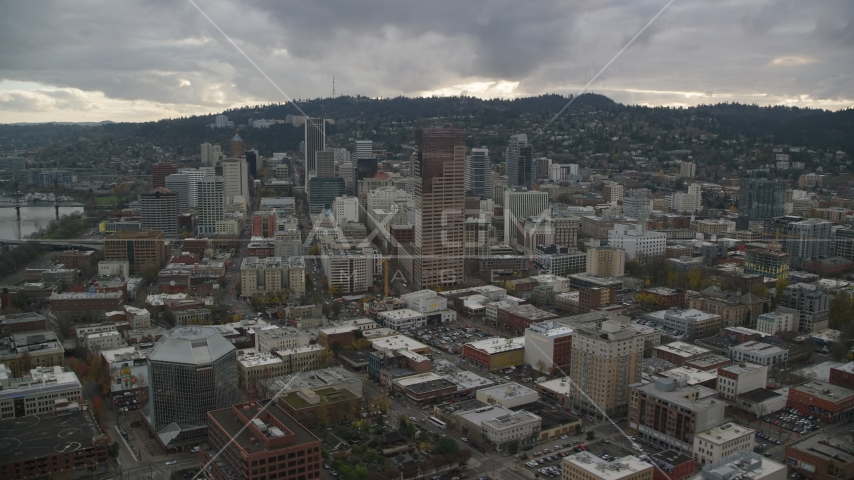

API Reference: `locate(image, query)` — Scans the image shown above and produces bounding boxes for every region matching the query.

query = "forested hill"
[2,94,852,159]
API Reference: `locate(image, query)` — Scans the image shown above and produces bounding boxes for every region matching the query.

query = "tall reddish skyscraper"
[413,128,465,290]
[230,132,245,158]
[151,162,178,189]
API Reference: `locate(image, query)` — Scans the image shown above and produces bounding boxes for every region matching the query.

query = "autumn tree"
[750,282,770,298]
[686,269,701,290]
[140,261,161,284]
[775,277,789,299]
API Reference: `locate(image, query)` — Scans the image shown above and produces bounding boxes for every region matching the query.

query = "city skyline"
[0,1,852,123]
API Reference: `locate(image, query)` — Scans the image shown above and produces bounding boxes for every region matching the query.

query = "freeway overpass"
[0,239,103,250]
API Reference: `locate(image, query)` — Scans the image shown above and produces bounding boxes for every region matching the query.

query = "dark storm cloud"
[0,0,851,121]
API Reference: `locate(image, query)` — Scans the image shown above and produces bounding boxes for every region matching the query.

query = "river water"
[0,206,86,240]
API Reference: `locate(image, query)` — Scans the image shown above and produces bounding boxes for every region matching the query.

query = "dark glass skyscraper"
[506,134,532,188]
[737,177,786,230]
[413,128,465,290]
[143,326,237,451]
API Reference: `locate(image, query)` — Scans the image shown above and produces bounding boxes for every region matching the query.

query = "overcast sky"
[0,0,851,123]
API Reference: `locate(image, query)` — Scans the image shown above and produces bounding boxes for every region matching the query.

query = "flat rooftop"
[458,405,514,425]
[370,334,428,352]
[719,362,766,375]
[649,450,694,467]
[739,388,781,403]
[280,386,357,409]
[729,341,787,356]
[537,378,572,396]
[688,353,732,368]
[655,341,711,358]
[477,382,537,400]
[0,410,103,460]
[787,434,854,466]
[694,422,754,445]
[660,366,717,385]
[207,403,318,455]
[465,336,525,354]
[563,452,652,480]
[792,380,854,402]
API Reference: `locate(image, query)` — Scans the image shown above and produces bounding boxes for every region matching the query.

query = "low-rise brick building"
[0,312,48,335]
[204,402,322,480]
[784,434,854,480]
[829,362,854,389]
[49,291,125,322]
[278,387,361,428]
[787,380,854,422]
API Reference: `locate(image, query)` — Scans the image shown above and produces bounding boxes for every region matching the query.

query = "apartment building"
[628,377,725,453]
[570,320,643,419]
[104,230,167,274]
[716,363,767,401]
[586,246,626,277]
[239,256,306,298]
[693,423,755,467]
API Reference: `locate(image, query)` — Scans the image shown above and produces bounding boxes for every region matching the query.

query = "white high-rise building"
[212,115,233,129]
[366,186,412,212]
[608,224,666,261]
[200,142,222,166]
[670,183,702,214]
[221,158,249,202]
[164,174,190,212]
[198,176,224,236]
[622,189,652,222]
[333,196,360,226]
[304,117,326,191]
[180,167,214,208]
[465,146,491,199]
[504,187,549,251]
[549,163,580,182]
[680,161,696,178]
[355,140,372,160]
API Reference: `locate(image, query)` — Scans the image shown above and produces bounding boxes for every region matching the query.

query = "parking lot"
[406,324,497,355]
[521,435,640,478]
[761,407,822,436]
[113,391,141,413]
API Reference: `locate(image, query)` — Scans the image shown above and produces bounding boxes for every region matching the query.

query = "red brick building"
[788,380,854,422]
[204,402,322,480]
[639,288,687,308]
[803,257,854,277]
[61,249,96,270]
[578,287,615,313]
[685,354,732,372]
[182,238,210,259]
[654,342,712,366]
[829,363,854,389]
[317,326,358,348]
[49,291,126,321]
[495,304,559,334]
[784,434,854,480]
[151,162,178,189]
[650,450,695,480]
[252,212,278,238]
[0,312,48,335]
